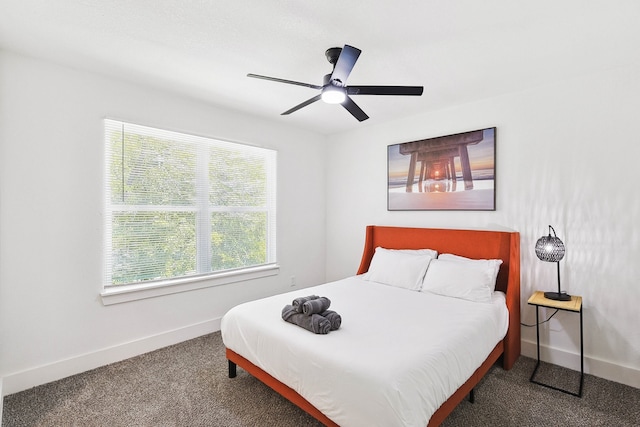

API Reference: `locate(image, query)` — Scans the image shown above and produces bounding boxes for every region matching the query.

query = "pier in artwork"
[399,130,484,192]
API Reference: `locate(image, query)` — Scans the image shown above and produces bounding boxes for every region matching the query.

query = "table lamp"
[535,225,571,301]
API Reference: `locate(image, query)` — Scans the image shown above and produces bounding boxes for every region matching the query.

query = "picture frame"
[388,127,496,211]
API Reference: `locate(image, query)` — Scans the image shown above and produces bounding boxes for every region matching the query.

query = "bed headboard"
[356,225,521,369]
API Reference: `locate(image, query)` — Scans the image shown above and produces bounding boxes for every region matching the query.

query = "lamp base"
[544,291,571,301]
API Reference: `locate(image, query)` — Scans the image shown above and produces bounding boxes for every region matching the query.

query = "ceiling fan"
[247,44,423,122]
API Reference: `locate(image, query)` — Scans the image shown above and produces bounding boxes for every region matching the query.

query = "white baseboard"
[521,339,640,389]
[1,318,221,397]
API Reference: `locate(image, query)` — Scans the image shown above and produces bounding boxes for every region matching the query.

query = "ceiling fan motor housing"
[323,73,343,87]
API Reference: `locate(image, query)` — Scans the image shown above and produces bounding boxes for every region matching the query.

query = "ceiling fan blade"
[330,45,361,85]
[342,96,369,122]
[247,73,323,90]
[281,94,323,115]
[347,85,424,96]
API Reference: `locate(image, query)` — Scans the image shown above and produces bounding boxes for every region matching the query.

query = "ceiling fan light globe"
[321,88,346,104]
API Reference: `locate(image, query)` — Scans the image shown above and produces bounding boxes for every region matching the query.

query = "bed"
[222,225,520,426]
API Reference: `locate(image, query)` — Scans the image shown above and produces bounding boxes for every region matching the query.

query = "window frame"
[101,119,278,305]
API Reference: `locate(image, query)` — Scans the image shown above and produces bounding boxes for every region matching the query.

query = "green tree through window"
[104,120,276,286]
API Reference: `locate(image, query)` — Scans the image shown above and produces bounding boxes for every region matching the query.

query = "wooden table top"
[527,290,582,312]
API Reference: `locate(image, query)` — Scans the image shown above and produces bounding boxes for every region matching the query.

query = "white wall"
[325,63,640,388]
[0,51,327,395]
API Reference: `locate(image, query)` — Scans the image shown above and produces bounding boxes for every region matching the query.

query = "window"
[103,119,277,300]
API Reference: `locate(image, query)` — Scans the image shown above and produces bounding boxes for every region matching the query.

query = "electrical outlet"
[290,276,296,287]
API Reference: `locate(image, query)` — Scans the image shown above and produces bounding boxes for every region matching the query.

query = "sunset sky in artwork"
[388,128,495,180]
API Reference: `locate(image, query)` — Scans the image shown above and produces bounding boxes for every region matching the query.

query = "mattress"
[221,275,509,427]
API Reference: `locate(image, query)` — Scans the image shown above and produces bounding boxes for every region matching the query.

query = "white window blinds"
[104,119,276,287]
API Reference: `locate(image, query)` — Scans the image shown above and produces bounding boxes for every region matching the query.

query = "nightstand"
[527,290,584,397]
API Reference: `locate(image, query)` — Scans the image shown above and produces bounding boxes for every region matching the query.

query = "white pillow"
[437,253,503,291]
[365,247,434,291]
[421,258,501,303]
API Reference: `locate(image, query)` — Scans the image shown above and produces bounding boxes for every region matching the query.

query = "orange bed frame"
[226,225,521,426]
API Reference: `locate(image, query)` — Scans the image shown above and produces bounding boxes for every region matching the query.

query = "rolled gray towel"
[292,295,319,313]
[302,296,331,316]
[320,310,341,330]
[282,305,331,334]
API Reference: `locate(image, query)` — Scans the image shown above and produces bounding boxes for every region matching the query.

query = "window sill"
[100,264,280,305]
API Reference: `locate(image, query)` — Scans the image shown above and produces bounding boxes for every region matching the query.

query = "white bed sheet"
[221,275,509,427]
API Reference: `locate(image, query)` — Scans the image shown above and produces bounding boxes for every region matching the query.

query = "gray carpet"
[3,332,639,426]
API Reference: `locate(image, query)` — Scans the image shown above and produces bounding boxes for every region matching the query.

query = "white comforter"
[221,276,509,427]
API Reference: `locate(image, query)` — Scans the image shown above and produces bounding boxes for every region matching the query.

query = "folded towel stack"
[282,295,342,334]
[282,305,331,334]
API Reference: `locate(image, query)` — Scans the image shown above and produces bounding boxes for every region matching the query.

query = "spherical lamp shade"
[535,225,570,301]
[535,234,565,262]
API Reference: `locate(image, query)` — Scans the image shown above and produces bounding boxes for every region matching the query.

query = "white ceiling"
[1,1,639,135]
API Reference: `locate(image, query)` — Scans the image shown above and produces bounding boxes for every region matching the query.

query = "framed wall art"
[388,127,496,211]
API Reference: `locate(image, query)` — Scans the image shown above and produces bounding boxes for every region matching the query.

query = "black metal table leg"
[528,292,583,397]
